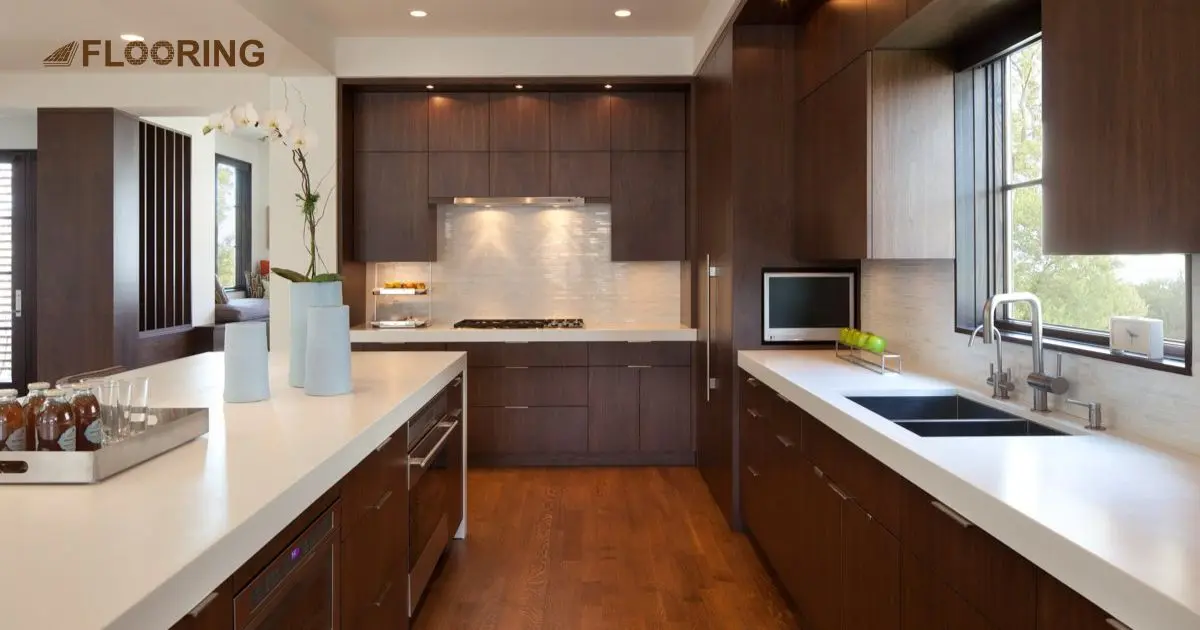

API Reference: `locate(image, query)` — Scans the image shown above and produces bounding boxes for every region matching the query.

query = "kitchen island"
[739,349,1200,630]
[0,350,466,630]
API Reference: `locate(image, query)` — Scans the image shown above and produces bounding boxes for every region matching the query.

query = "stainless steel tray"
[0,407,209,484]
[371,319,430,329]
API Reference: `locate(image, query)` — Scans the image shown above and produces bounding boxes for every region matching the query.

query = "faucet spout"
[979,292,1060,412]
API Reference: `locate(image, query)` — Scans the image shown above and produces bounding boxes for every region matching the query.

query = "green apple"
[864,334,887,354]
[839,328,852,344]
[853,330,869,348]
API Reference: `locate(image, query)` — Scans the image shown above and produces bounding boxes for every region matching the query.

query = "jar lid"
[28,382,50,390]
[43,388,66,397]
[0,388,17,397]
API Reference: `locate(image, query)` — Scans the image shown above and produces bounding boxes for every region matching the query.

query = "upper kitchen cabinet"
[795,51,954,261]
[353,92,428,151]
[429,93,490,151]
[611,151,686,261]
[550,152,610,198]
[550,93,611,151]
[353,152,433,261]
[490,152,550,196]
[797,0,867,99]
[1042,1,1200,254]
[610,92,687,151]
[489,93,550,151]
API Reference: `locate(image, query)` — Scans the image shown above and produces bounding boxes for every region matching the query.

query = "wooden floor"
[415,467,798,630]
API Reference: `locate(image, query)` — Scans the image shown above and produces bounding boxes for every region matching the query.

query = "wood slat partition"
[139,121,192,332]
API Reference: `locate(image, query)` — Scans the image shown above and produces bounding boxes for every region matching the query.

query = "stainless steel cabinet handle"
[776,434,795,448]
[775,393,789,402]
[812,465,825,478]
[747,466,760,478]
[627,365,652,369]
[187,591,220,618]
[1105,620,1132,630]
[827,481,850,501]
[374,436,392,452]
[372,490,394,511]
[705,254,713,402]
[373,580,395,607]
[747,408,763,419]
[451,376,462,387]
[746,377,760,387]
[931,501,973,528]
[409,420,460,468]
[504,406,529,410]
[504,366,529,370]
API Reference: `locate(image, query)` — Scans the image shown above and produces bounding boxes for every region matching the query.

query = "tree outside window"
[1003,41,1188,340]
[216,156,251,290]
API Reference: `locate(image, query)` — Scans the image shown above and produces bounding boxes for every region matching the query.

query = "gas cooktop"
[453,318,585,330]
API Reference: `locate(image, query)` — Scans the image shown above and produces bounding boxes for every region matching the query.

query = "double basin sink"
[846,395,1072,438]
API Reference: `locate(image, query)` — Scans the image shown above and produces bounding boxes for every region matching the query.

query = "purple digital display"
[291,546,303,560]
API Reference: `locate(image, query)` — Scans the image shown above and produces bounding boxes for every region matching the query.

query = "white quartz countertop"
[739,350,1200,630]
[350,323,697,343]
[0,350,466,630]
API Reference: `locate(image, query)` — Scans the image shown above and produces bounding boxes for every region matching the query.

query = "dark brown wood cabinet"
[842,499,901,630]
[429,151,489,198]
[469,366,588,407]
[906,0,934,15]
[550,151,610,197]
[490,151,549,196]
[588,365,692,456]
[610,92,687,151]
[489,93,550,151]
[429,93,490,151]
[1042,1,1200,254]
[1037,571,1128,630]
[867,0,908,46]
[353,93,428,152]
[901,552,991,630]
[797,0,867,99]
[611,151,686,261]
[168,580,233,630]
[352,152,433,261]
[468,407,589,457]
[550,93,611,151]
[587,366,641,453]
[795,51,954,261]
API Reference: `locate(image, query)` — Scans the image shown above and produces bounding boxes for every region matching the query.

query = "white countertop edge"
[107,354,467,630]
[350,326,698,343]
[737,351,1198,630]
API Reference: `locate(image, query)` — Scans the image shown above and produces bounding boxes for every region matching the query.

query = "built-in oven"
[407,391,463,615]
[233,502,340,630]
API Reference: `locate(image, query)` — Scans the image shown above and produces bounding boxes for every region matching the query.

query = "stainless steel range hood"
[451,196,585,207]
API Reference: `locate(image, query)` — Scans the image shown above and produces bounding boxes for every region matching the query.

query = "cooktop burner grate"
[453,318,585,329]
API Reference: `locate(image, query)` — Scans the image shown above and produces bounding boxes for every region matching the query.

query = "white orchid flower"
[231,103,259,128]
[263,110,292,136]
[202,111,226,135]
[289,126,317,151]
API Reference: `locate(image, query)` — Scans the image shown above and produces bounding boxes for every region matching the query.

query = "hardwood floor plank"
[415,467,797,630]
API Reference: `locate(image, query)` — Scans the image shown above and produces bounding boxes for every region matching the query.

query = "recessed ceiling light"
[515,84,524,89]
[409,9,427,17]
[120,33,144,42]
[604,84,613,89]
[614,9,632,17]
[425,84,434,89]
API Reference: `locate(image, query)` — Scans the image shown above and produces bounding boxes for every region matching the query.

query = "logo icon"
[43,41,80,67]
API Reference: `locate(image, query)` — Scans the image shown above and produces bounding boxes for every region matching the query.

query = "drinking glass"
[125,376,150,435]
[93,379,127,445]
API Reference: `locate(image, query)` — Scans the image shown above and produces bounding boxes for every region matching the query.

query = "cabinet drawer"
[340,428,409,538]
[805,413,902,534]
[169,579,233,630]
[446,342,588,367]
[352,342,447,351]
[469,367,588,407]
[345,566,409,630]
[1037,570,1127,630]
[588,342,691,366]
[342,482,408,627]
[902,484,1036,630]
[468,407,588,455]
[766,390,803,453]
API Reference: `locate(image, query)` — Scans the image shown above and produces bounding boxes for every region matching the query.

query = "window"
[215,155,251,290]
[956,39,1191,371]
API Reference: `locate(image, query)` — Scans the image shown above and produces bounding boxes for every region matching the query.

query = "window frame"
[953,38,1193,375]
[215,154,252,292]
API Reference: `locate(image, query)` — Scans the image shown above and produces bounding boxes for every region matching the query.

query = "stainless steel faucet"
[968,325,1014,399]
[980,292,1069,412]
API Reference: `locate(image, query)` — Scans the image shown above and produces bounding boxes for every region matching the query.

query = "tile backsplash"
[369,204,682,325]
[862,259,1200,456]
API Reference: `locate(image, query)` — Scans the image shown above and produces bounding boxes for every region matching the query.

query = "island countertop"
[0,350,466,630]
[350,322,698,343]
[740,349,1200,630]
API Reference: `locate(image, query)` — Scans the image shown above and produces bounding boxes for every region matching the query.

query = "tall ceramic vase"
[289,281,343,387]
[224,321,270,403]
[305,305,352,396]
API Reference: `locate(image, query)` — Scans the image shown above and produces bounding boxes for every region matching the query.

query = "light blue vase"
[289,281,343,388]
[305,305,352,396]
[224,321,270,403]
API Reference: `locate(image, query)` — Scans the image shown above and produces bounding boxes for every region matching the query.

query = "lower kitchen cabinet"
[794,464,846,630]
[842,499,901,630]
[901,552,991,630]
[1037,571,1129,630]
[469,366,588,407]
[587,366,692,456]
[468,407,589,457]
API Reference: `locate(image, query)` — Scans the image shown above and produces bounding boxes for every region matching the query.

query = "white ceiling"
[287,0,713,38]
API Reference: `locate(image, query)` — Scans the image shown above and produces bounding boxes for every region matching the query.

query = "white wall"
[214,133,270,267]
[143,116,217,326]
[267,76,337,350]
[0,114,36,149]
[335,37,694,77]
[0,73,270,116]
[862,259,1200,456]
